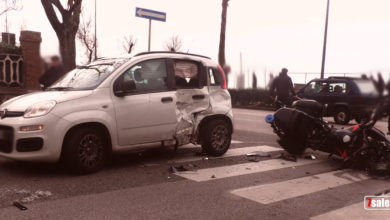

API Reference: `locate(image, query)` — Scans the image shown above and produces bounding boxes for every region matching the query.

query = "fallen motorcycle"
[265,98,390,174]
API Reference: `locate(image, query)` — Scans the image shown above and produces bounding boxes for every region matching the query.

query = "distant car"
[297,77,379,124]
[0,51,233,173]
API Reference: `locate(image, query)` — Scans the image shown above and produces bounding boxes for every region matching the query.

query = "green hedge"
[0,42,22,55]
[228,89,273,106]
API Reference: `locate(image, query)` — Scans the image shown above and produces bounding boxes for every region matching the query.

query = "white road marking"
[175,156,323,182]
[231,170,370,204]
[169,145,281,164]
[310,199,390,220]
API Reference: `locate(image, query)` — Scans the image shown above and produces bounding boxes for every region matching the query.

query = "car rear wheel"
[63,127,108,174]
[334,107,350,125]
[201,120,231,156]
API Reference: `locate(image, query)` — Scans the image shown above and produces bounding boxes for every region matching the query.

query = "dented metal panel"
[175,87,210,145]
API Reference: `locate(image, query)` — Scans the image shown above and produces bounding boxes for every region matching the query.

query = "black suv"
[297,77,379,124]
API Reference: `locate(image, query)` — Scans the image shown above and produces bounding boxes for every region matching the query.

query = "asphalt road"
[0,108,389,219]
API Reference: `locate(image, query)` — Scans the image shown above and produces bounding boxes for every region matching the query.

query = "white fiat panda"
[0,52,233,173]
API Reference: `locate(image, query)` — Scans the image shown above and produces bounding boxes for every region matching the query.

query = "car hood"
[0,91,93,112]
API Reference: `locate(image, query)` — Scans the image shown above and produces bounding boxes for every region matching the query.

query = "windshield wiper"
[47,87,73,91]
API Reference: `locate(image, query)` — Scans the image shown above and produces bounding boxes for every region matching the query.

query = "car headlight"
[24,101,56,118]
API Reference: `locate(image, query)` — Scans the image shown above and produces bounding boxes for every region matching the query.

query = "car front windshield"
[48,59,127,90]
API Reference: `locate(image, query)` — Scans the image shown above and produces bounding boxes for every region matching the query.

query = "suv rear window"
[354,80,378,95]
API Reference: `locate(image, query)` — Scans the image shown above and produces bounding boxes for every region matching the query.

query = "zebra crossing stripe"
[310,200,390,219]
[175,156,324,182]
[169,145,281,164]
[231,170,370,204]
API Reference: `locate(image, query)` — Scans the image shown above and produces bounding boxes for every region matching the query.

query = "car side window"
[116,59,168,94]
[328,82,348,94]
[174,60,200,89]
[208,67,223,86]
[304,81,328,94]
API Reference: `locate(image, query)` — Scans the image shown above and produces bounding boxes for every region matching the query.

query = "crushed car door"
[171,59,210,145]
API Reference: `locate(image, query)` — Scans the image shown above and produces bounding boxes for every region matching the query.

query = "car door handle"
[161,97,173,103]
[192,95,205,100]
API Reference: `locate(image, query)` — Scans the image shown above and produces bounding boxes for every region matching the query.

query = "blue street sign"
[135,7,166,22]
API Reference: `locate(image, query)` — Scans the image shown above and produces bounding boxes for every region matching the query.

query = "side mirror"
[114,80,136,97]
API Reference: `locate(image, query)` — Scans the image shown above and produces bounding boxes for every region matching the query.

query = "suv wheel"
[334,107,350,125]
[201,120,231,156]
[63,127,108,174]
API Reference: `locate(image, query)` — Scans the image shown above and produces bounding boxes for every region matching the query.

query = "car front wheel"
[334,107,350,125]
[63,127,109,174]
[201,120,232,156]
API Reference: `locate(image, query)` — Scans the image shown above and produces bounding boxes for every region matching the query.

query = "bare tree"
[41,0,82,72]
[0,0,22,17]
[218,0,229,67]
[77,12,96,63]
[165,35,182,52]
[122,35,137,54]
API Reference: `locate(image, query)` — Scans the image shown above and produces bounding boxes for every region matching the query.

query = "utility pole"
[148,19,151,51]
[94,0,97,60]
[320,0,330,79]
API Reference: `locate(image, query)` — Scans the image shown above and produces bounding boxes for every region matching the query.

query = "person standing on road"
[267,73,274,90]
[270,68,296,109]
[39,55,65,90]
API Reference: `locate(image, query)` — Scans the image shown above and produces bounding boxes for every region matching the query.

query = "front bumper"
[0,113,71,162]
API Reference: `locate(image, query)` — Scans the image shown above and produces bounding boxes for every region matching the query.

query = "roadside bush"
[228,89,273,107]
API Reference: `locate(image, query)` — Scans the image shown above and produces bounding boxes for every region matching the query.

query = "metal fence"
[0,54,24,87]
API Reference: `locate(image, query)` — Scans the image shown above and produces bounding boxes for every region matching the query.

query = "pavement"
[0,108,389,219]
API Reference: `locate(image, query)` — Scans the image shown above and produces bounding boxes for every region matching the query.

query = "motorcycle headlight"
[342,135,351,143]
[24,101,56,118]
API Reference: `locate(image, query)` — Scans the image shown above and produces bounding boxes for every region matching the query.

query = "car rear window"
[354,80,378,95]
[174,60,200,89]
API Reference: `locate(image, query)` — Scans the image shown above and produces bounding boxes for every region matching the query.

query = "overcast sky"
[3,0,390,86]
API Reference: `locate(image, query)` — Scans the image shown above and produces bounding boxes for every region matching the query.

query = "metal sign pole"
[320,0,330,79]
[135,7,166,52]
[148,19,152,52]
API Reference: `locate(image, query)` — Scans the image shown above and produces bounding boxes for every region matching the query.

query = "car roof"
[310,77,370,83]
[96,51,219,68]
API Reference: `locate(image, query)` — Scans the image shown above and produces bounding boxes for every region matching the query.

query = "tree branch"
[69,0,82,13]
[41,0,63,34]
[50,0,65,15]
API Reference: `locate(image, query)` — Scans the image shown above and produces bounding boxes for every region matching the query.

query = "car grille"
[0,125,13,153]
[0,110,24,119]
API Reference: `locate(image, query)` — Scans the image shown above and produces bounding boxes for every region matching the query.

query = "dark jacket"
[39,66,64,89]
[270,72,296,98]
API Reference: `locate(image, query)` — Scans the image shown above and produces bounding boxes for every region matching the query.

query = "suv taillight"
[218,65,227,89]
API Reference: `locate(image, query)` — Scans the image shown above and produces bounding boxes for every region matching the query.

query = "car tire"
[334,107,350,125]
[201,120,231,156]
[63,127,109,174]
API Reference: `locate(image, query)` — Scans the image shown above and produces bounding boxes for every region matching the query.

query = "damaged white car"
[0,52,233,173]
